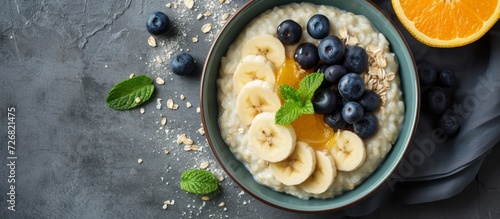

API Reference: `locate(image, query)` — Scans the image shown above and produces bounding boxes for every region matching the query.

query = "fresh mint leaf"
[180,169,219,195]
[106,75,155,110]
[299,73,324,100]
[279,84,301,103]
[275,73,323,125]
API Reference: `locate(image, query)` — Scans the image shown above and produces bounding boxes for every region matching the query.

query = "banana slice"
[270,141,316,186]
[299,150,337,194]
[248,112,296,162]
[232,55,276,94]
[242,34,286,69]
[330,130,366,172]
[236,80,281,125]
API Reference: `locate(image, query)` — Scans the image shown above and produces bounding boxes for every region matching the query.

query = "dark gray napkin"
[337,0,500,216]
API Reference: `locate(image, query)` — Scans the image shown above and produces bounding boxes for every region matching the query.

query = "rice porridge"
[216,2,405,199]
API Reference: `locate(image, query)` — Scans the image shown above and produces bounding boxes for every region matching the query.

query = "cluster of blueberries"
[277,15,379,139]
[419,61,460,136]
[146,11,195,76]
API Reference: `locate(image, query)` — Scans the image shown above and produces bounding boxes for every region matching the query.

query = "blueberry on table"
[417,61,438,87]
[312,88,337,115]
[439,112,460,136]
[425,87,450,115]
[171,52,195,76]
[342,101,364,124]
[324,111,348,131]
[438,70,456,87]
[324,65,347,85]
[307,14,330,39]
[277,20,302,45]
[146,11,171,35]
[353,113,378,139]
[338,73,365,100]
[343,46,368,74]
[358,90,380,112]
[294,43,320,69]
[318,36,345,65]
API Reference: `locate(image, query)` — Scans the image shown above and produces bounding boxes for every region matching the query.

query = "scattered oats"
[201,196,210,201]
[138,159,143,164]
[201,23,212,33]
[186,102,192,108]
[164,149,170,155]
[162,204,168,210]
[148,36,157,47]
[184,0,194,9]
[191,145,200,151]
[166,3,172,8]
[376,55,387,68]
[339,27,348,40]
[171,200,175,205]
[184,145,192,151]
[378,68,386,79]
[173,2,178,8]
[156,77,165,85]
[177,134,187,144]
[192,37,198,43]
[218,176,225,182]
[156,56,163,64]
[386,72,396,81]
[223,207,227,212]
[197,127,205,135]
[219,0,225,3]
[237,128,244,134]
[161,117,167,126]
[200,161,209,169]
[129,73,135,78]
[167,98,174,109]
[164,200,171,205]
[134,97,141,103]
[180,94,186,100]
[173,104,179,110]
[197,13,203,20]
[196,107,201,113]
[218,202,225,207]
[346,35,359,46]
[204,10,211,17]
[140,108,145,114]
[183,138,194,145]
[222,13,230,20]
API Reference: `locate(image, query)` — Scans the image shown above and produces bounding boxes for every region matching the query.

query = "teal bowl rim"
[200,0,420,213]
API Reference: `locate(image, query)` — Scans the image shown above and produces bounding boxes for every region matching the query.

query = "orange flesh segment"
[276,58,336,151]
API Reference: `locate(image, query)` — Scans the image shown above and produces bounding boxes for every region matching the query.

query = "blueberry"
[307,14,330,39]
[324,65,347,85]
[312,88,337,115]
[277,20,302,45]
[439,112,460,136]
[315,64,329,73]
[358,90,380,112]
[318,36,345,65]
[146,11,171,35]
[343,46,368,74]
[171,52,195,76]
[324,111,348,130]
[353,113,378,139]
[342,101,364,124]
[338,73,365,100]
[438,70,456,87]
[417,61,438,87]
[425,87,450,115]
[294,43,320,69]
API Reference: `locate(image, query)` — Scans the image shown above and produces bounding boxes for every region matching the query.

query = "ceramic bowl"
[200,0,419,212]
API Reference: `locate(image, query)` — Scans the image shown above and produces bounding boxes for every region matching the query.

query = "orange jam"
[276,58,336,151]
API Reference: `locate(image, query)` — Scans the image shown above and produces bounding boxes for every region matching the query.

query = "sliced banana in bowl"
[236,80,281,125]
[269,141,317,186]
[330,130,367,172]
[299,150,337,194]
[242,34,286,69]
[232,55,276,94]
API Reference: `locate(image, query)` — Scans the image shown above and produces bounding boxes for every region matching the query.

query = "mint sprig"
[106,75,155,110]
[275,73,324,125]
[180,169,219,195]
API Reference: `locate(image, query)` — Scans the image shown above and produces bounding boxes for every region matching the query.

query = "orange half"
[392,0,500,47]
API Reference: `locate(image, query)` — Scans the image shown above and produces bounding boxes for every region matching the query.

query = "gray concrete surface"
[1,0,499,218]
